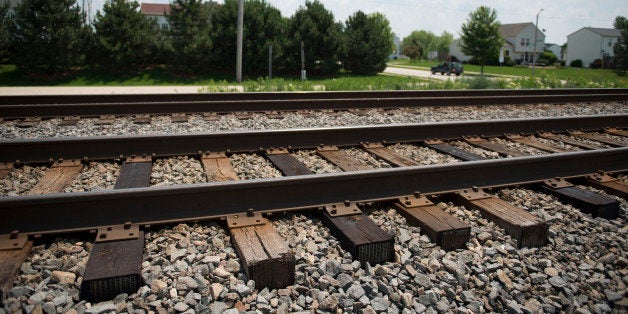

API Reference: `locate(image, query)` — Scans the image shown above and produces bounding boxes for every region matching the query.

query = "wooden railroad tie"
[569,130,627,147]
[316,145,372,172]
[424,139,486,161]
[200,152,240,181]
[235,111,253,120]
[170,113,188,123]
[28,160,84,195]
[463,136,527,157]
[264,111,283,119]
[453,188,548,248]
[0,163,13,180]
[59,116,81,126]
[394,194,470,251]
[16,117,41,128]
[133,114,151,125]
[536,132,606,150]
[264,148,313,176]
[80,156,152,302]
[321,202,394,266]
[94,115,116,125]
[202,113,219,121]
[361,143,419,167]
[0,232,32,306]
[581,172,628,199]
[604,127,628,137]
[227,212,295,289]
[540,178,620,219]
[505,134,571,153]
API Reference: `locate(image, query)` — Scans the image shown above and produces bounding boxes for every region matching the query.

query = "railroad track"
[1,114,627,305]
[0,88,627,119]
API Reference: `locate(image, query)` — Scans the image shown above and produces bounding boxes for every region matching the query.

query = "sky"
[88,0,628,45]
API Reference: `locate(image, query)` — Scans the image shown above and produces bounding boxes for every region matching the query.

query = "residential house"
[449,22,545,64]
[566,27,620,67]
[140,3,171,31]
[544,43,562,60]
[389,33,402,59]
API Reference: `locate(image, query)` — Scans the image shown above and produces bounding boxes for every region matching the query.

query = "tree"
[343,11,393,75]
[10,0,92,74]
[212,0,286,74]
[614,16,628,71]
[460,6,503,75]
[401,32,423,62]
[0,1,10,63]
[167,0,214,73]
[93,0,160,71]
[435,31,453,60]
[539,50,557,65]
[287,0,343,75]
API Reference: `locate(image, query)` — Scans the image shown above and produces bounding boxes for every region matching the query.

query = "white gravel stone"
[65,162,120,193]
[291,150,341,174]
[150,156,207,186]
[229,153,282,180]
[0,165,46,196]
[389,143,460,165]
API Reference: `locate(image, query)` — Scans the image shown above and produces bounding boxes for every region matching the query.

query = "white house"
[389,33,402,59]
[566,27,620,67]
[140,3,171,31]
[545,43,562,60]
[449,22,545,64]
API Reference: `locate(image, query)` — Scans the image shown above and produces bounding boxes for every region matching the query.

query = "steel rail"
[1,92,627,119]
[1,88,626,105]
[1,114,626,163]
[0,148,626,235]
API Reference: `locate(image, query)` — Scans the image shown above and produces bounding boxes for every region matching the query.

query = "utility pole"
[269,45,272,80]
[531,8,543,82]
[236,0,243,83]
[300,41,306,80]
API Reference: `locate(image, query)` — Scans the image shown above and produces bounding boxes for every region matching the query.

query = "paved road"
[0,85,219,95]
[384,66,462,80]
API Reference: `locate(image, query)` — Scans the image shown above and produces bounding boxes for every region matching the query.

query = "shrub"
[570,59,583,67]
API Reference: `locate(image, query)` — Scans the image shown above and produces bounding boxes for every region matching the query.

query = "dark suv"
[431,62,463,76]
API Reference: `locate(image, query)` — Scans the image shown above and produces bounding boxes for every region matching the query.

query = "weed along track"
[0,94,627,312]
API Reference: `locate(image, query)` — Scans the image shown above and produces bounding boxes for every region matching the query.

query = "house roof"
[140,3,171,16]
[499,23,533,38]
[586,27,620,37]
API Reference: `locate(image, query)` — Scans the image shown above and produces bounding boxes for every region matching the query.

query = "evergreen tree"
[93,0,160,71]
[11,0,91,74]
[613,16,628,71]
[343,11,393,75]
[401,32,423,62]
[0,1,10,63]
[287,0,343,75]
[167,0,213,73]
[460,6,503,75]
[212,0,286,74]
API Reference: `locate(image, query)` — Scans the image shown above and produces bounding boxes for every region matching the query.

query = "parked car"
[430,62,463,76]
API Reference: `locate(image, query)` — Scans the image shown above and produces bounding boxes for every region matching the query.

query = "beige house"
[566,27,620,67]
[449,22,545,64]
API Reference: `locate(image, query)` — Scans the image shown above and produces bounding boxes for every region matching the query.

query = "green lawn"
[388,59,628,85]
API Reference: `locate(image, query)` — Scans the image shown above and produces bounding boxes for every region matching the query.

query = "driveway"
[384,66,463,80]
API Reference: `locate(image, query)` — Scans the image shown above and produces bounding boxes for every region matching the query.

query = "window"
[525,38,530,46]
[608,40,612,47]
[520,38,525,46]
[162,23,169,30]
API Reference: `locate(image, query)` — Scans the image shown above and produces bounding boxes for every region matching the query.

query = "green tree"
[212,0,286,74]
[10,0,91,74]
[287,0,343,75]
[539,50,557,65]
[460,6,503,75]
[613,16,628,71]
[167,0,214,73]
[0,1,10,63]
[435,31,453,60]
[93,0,160,71]
[343,11,393,75]
[401,32,423,62]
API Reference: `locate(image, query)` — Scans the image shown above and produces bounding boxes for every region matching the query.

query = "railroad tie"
[540,178,620,219]
[581,172,628,199]
[94,115,116,125]
[316,145,372,171]
[569,130,627,147]
[394,194,469,251]
[28,160,84,195]
[453,188,549,248]
[170,113,188,123]
[133,114,151,124]
[423,139,487,161]
[361,143,420,167]
[59,116,80,126]
[264,111,283,119]
[604,127,628,137]
[0,232,32,306]
[200,152,240,181]
[16,117,41,128]
[263,148,313,176]
[202,113,219,121]
[227,212,295,289]
[0,163,13,180]
[80,156,152,302]
[536,132,606,150]
[321,202,394,267]
[235,111,253,120]
[505,134,571,153]
[463,136,528,157]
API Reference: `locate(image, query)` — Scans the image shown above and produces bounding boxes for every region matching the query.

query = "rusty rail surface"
[0,89,626,118]
[1,114,626,163]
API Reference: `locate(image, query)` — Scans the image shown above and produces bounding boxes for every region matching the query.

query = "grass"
[388,59,628,85]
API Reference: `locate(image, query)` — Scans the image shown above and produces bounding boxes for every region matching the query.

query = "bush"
[538,58,549,66]
[570,59,583,67]
[540,50,558,65]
